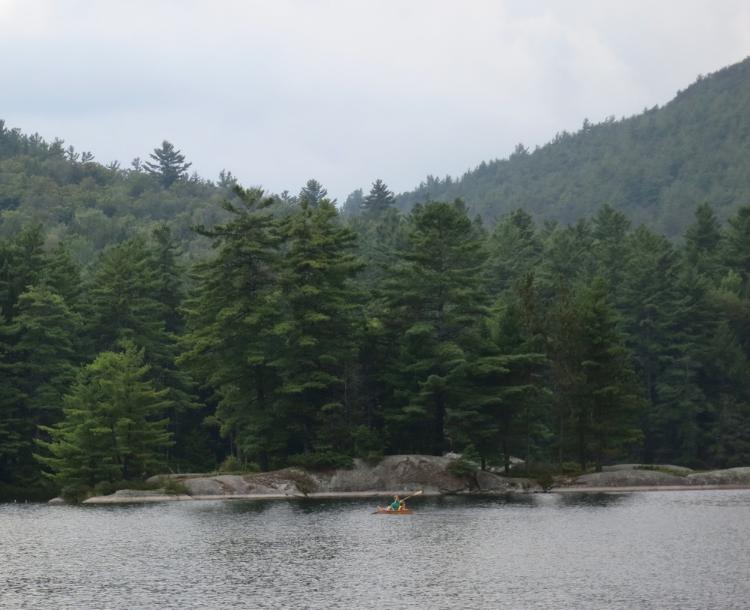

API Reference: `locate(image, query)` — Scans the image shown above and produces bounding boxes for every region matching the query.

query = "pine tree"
[36,344,173,494]
[684,202,722,281]
[591,205,631,302]
[0,225,46,322]
[341,188,363,218]
[486,209,543,297]
[620,227,709,464]
[85,237,195,424]
[0,313,25,484]
[272,199,363,459]
[13,284,80,430]
[180,187,284,469]
[448,300,547,471]
[42,243,82,309]
[298,179,328,208]
[144,140,192,187]
[574,279,643,471]
[148,224,186,335]
[86,238,168,355]
[361,179,396,218]
[382,200,487,455]
[723,205,750,298]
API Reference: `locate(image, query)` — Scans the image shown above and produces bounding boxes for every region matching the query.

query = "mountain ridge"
[391,56,750,236]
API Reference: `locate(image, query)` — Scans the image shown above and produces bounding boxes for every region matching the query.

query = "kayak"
[374,507,414,515]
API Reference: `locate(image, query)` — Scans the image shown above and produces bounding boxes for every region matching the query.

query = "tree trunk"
[433,394,445,455]
[578,415,587,472]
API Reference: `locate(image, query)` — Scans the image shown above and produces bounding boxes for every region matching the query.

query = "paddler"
[387,495,405,512]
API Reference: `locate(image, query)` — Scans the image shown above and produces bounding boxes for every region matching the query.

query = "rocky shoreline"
[51,455,750,505]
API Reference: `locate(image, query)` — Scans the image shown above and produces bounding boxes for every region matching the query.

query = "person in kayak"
[387,495,405,512]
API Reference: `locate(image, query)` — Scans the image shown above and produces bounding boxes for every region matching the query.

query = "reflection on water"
[2,491,750,610]
[556,491,630,507]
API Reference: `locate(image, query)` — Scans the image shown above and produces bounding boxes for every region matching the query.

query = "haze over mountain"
[387,56,750,237]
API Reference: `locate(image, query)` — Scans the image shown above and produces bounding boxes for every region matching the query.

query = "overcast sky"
[1,1,749,201]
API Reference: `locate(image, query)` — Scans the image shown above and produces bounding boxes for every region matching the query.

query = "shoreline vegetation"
[50,455,750,505]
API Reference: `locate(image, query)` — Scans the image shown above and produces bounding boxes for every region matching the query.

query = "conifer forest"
[2,58,750,500]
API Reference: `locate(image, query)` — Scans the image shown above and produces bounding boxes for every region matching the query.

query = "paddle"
[400,490,423,503]
[372,490,423,514]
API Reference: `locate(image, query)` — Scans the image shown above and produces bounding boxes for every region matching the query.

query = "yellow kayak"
[374,507,414,515]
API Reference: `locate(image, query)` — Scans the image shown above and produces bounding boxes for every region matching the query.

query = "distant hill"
[393,56,750,237]
[0,125,238,264]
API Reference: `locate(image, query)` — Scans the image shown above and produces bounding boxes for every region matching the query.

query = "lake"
[2,491,749,609]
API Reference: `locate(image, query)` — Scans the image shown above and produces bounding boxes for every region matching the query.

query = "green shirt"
[390,499,401,511]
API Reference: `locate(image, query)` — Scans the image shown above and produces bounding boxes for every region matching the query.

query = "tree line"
[1,177,749,500]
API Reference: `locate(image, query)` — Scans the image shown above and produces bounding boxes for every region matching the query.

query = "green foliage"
[287,451,354,471]
[144,140,192,188]
[381,200,488,455]
[361,179,396,218]
[5,60,750,493]
[92,478,163,497]
[180,186,285,469]
[35,343,174,491]
[272,198,363,456]
[218,456,260,473]
[446,457,478,477]
[351,425,384,463]
[393,58,750,238]
[163,478,189,495]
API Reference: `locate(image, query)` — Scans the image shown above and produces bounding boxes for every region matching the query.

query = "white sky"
[1,0,749,201]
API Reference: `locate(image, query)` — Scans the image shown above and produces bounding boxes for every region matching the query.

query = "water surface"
[2,491,749,609]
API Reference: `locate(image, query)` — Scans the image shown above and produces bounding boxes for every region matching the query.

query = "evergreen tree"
[85,237,195,424]
[684,202,722,281]
[144,140,192,187]
[42,243,82,309]
[700,320,750,466]
[13,284,80,431]
[298,179,328,208]
[486,209,543,297]
[86,238,168,355]
[566,279,642,470]
[361,179,396,218]
[448,300,547,471]
[0,225,45,322]
[0,313,25,485]
[723,205,750,298]
[620,227,709,464]
[180,187,284,469]
[341,188,363,218]
[272,199,363,458]
[591,205,631,301]
[382,200,487,455]
[148,224,186,335]
[36,344,173,495]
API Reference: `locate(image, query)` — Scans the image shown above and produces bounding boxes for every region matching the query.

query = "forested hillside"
[2,58,750,502]
[0,125,245,264]
[389,56,750,237]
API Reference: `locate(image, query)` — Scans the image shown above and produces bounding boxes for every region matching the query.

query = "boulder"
[182,478,225,496]
[112,488,166,497]
[575,469,686,487]
[316,455,466,493]
[602,464,693,475]
[686,467,750,486]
